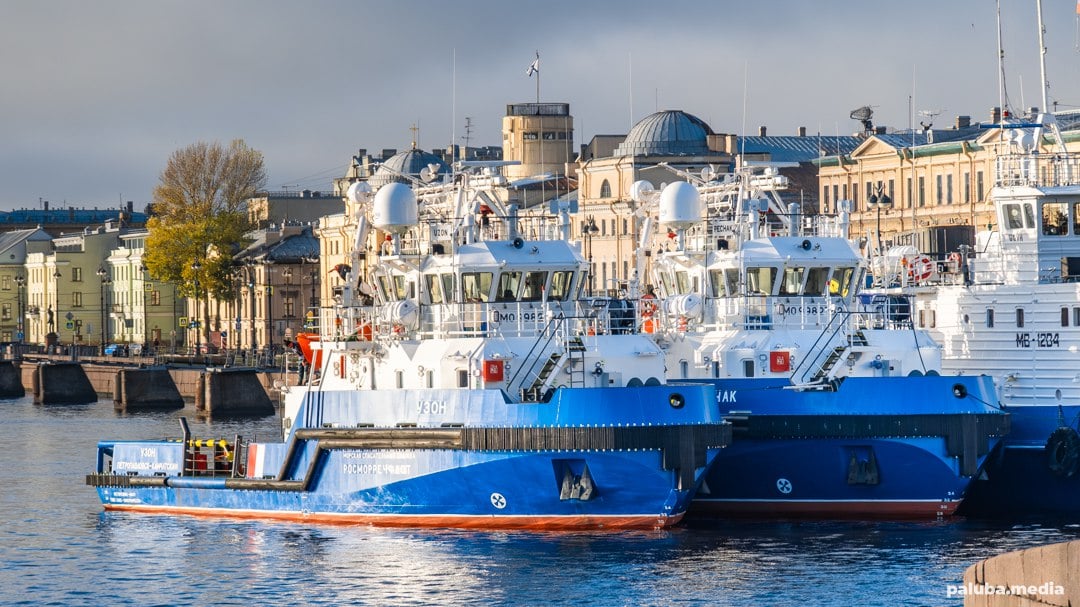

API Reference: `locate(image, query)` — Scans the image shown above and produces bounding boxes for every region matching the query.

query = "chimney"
[43,200,49,211]
[955,115,971,129]
[991,107,1001,123]
[797,126,807,137]
[126,201,133,214]
[759,126,767,137]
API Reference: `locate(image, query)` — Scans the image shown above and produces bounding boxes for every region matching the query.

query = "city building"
[0,228,52,343]
[0,201,146,237]
[816,108,1080,256]
[104,230,183,352]
[247,191,343,229]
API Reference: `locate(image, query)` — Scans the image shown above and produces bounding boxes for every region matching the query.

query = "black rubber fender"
[1045,426,1080,478]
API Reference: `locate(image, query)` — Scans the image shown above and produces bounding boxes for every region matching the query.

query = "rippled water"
[0,395,1076,607]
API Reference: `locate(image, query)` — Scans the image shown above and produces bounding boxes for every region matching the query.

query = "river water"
[1,395,1075,606]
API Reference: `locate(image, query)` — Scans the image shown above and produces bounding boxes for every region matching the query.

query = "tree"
[144,140,266,347]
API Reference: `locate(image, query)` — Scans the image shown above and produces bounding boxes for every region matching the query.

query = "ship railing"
[178,419,247,478]
[995,152,1080,188]
[788,304,857,385]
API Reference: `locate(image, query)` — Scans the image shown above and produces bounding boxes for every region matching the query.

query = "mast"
[1036,0,1067,153]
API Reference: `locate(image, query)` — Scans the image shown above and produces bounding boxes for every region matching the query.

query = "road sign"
[178,316,188,327]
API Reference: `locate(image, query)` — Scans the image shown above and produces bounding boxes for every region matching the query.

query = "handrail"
[506,314,565,390]
[789,307,853,384]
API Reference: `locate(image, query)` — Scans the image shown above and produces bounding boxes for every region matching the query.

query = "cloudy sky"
[2,0,1078,211]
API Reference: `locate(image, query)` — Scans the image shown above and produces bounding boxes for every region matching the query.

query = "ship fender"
[1045,426,1080,478]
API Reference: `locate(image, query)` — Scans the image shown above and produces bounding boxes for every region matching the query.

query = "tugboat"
[872,5,1080,516]
[86,166,730,530]
[631,165,1007,518]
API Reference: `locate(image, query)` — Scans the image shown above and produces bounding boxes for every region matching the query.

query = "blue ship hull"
[680,375,1008,518]
[959,404,1080,517]
[88,385,730,530]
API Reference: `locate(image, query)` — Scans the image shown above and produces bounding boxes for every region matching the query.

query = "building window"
[283,297,295,318]
[963,172,971,203]
[523,132,538,140]
[150,291,161,306]
[72,267,83,282]
[986,308,994,328]
[946,174,953,205]
[542,131,555,140]
[822,185,830,213]
[72,292,83,308]
[936,175,943,205]
[918,177,926,207]
[888,179,895,201]
[906,177,913,209]
[1,303,10,321]
[0,276,8,291]
[976,171,985,202]
[1016,308,1025,328]
[599,179,611,198]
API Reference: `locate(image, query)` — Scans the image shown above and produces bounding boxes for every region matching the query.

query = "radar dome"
[346,181,372,205]
[372,182,418,234]
[658,181,702,229]
[629,180,655,203]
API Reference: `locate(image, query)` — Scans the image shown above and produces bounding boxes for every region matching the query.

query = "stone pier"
[0,361,25,398]
[113,368,184,410]
[195,367,275,416]
[962,539,1079,606]
[32,362,97,404]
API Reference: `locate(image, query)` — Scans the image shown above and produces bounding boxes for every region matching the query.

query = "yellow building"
[818,109,1080,256]
[575,110,733,295]
[501,103,575,182]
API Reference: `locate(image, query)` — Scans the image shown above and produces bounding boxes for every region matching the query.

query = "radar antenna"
[849,106,875,134]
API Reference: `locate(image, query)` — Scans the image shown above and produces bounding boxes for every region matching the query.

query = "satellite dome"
[370,148,448,188]
[614,110,715,156]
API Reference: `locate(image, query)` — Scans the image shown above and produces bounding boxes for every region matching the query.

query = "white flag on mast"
[526,52,539,77]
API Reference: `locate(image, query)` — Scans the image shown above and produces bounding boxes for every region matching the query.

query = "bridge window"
[1042,202,1069,236]
[986,308,994,328]
[426,275,445,304]
[709,270,726,297]
[829,267,855,297]
[675,271,691,295]
[779,267,805,296]
[1016,308,1025,328]
[746,267,775,296]
[550,271,573,301]
[521,271,548,301]
[496,272,522,302]
[805,267,830,296]
[441,274,455,303]
[1074,203,1080,235]
[462,272,492,302]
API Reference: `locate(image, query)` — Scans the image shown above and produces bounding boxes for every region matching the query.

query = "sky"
[2,0,1079,212]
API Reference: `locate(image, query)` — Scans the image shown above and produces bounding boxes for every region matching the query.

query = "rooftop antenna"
[918,109,942,132]
[461,117,473,158]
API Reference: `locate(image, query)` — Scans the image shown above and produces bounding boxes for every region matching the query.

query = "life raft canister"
[1046,426,1080,478]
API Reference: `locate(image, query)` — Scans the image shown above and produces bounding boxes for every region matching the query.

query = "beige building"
[501,102,575,181]
[105,230,182,351]
[818,109,1080,256]
[200,224,320,353]
[575,110,733,295]
[248,191,343,230]
[0,228,52,343]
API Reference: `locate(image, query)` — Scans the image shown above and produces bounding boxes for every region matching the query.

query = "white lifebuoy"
[906,255,935,283]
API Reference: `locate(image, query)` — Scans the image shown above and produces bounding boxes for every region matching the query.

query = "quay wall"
[962,540,1079,606]
[14,356,286,410]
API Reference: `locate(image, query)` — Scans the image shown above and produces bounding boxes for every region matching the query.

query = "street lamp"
[52,269,62,345]
[96,266,111,355]
[13,275,25,345]
[866,184,893,256]
[192,260,201,356]
[581,216,598,296]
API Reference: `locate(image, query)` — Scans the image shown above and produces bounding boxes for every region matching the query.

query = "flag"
[526,53,539,77]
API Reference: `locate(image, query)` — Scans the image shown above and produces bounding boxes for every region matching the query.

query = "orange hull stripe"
[102,504,684,530]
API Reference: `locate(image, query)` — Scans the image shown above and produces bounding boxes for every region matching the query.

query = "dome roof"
[369,148,448,188]
[613,110,715,156]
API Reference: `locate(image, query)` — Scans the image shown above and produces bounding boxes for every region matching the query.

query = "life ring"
[677,316,688,332]
[1045,426,1080,478]
[640,294,657,319]
[906,255,935,283]
[948,252,962,265]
